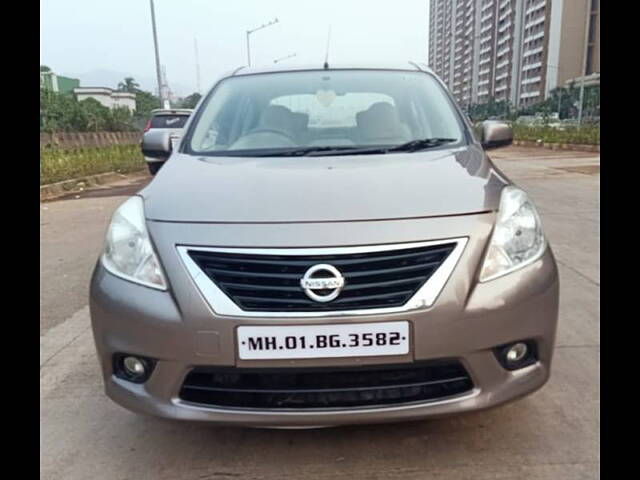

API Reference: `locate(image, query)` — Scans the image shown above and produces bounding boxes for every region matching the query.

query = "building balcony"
[526,0,546,16]
[498,21,512,33]
[520,90,541,99]
[496,45,510,57]
[497,34,511,46]
[480,23,493,34]
[499,7,512,22]
[522,61,542,72]
[521,75,542,85]
[524,30,545,43]
[524,15,546,31]
[523,46,544,58]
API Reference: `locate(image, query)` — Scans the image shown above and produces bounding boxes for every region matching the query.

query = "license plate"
[237,321,410,360]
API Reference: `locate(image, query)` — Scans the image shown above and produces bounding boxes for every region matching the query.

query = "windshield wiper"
[249,146,359,157]
[245,138,458,157]
[385,137,458,152]
[298,138,459,156]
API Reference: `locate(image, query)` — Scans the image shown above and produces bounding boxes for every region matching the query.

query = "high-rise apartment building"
[428,0,600,108]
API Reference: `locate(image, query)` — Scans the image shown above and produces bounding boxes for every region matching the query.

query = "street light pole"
[149,0,164,104]
[246,18,279,66]
[274,53,296,63]
[246,31,251,66]
[577,0,591,125]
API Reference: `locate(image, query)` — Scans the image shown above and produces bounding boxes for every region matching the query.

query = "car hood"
[141,146,508,223]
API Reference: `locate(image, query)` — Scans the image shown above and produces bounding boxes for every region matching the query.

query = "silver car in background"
[141,108,193,175]
[91,63,559,427]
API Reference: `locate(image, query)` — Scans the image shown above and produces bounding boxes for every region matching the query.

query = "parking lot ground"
[40,146,599,480]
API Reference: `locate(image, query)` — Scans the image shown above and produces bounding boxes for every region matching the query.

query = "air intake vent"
[180,360,474,410]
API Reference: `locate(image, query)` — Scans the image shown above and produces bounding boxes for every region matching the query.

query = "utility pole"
[246,18,279,66]
[194,38,201,93]
[161,65,170,109]
[577,0,591,125]
[149,0,165,105]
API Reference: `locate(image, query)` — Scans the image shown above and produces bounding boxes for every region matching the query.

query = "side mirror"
[480,121,513,150]
[141,129,173,163]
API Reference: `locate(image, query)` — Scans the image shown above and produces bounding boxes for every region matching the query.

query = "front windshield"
[188,70,465,155]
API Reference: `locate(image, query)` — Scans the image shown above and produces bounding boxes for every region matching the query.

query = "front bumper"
[89,215,559,426]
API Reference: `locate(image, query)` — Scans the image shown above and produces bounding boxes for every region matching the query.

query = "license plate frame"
[237,321,410,360]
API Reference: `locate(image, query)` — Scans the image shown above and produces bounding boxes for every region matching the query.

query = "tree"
[117,77,140,93]
[107,106,136,131]
[180,92,202,109]
[79,98,110,131]
[41,90,138,133]
[40,65,52,72]
[41,90,87,132]
[134,90,161,120]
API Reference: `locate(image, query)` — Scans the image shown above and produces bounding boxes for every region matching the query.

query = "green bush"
[40,144,145,185]
[40,89,159,133]
[513,125,600,145]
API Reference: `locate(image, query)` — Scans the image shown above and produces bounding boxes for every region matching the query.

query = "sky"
[41,0,431,97]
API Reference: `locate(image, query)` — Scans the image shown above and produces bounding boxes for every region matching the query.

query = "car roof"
[151,108,193,116]
[222,61,434,78]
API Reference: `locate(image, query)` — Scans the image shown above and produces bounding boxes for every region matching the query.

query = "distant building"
[40,71,80,95]
[428,0,600,108]
[73,87,137,111]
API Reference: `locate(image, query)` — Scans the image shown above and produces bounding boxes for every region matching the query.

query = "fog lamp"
[114,353,155,383]
[123,356,146,377]
[494,340,537,371]
[506,342,528,363]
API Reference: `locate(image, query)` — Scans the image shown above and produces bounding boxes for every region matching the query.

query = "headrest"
[356,102,405,140]
[258,105,295,131]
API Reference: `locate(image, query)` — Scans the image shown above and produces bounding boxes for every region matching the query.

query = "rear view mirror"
[141,130,173,162]
[480,121,513,150]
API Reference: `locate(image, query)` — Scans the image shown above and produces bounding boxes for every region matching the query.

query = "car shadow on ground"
[112,397,548,470]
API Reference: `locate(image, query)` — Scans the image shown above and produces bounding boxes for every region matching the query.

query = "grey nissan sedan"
[90,63,559,427]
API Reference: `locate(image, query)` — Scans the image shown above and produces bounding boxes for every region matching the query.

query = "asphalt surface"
[40,147,599,480]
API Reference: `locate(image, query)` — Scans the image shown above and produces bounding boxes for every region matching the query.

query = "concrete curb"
[513,140,600,153]
[40,170,148,201]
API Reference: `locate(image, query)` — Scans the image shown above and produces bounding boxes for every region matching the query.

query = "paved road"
[40,147,599,480]
[40,175,150,333]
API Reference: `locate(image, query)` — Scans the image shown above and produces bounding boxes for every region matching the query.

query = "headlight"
[101,196,167,290]
[479,186,546,282]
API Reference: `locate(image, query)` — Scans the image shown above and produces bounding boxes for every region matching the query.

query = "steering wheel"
[247,128,296,142]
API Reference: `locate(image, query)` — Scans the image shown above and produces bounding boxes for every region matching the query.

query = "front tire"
[147,162,162,176]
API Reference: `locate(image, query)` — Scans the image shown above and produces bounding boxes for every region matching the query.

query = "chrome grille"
[187,242,457,312]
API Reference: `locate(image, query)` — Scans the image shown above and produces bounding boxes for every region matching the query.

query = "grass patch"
[513,125,600,145]
[41,144,145,185]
